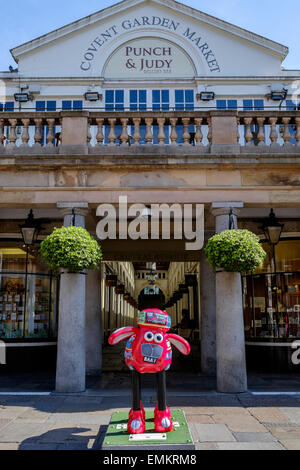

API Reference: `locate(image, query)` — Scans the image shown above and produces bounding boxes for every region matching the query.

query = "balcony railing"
[0,110,299,155]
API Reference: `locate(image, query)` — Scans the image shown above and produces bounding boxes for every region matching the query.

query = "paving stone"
[267,425,300,440]
[0,422,52,443]
[280,440,300,450]
[212,414,267,433]
[19,443,59,450]
[0,443,20,450]
[247,407,292,424]
[279,408,300,425]
[194,424,236,442]
[46,413,112,425]
[186,414,215,424]
[0,406,30,419]
[233,432,276,442]
[14,409,51,423]
[37,424,100,443]
[195,443,217,450]
[217,442,285,450]
[0,419,12,430]
[57,443,92,450]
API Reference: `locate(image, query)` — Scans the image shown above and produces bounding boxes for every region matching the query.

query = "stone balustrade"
[0,110,299,155]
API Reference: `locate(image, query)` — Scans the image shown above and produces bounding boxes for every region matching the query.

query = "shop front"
[243,238,300,372]
[0,240,58,370]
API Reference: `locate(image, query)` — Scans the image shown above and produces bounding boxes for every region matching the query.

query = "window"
[175,90,194,111]
[105,90,124,111]
[62,100,82,111]
[1,102,14,112]
[130,90,147,111]
[243,99,264,111]
[36,101,57,112]
[216,100,238,110]
[152,90,169,111]
[0,246,58,340]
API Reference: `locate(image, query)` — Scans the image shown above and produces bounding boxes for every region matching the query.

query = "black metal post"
[132,370,141,411]
[22,246,29,338]
[157,371,167,411]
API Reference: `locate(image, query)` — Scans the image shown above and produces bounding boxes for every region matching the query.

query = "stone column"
[200,231,216,376]
[211,202,247,393]
[55,202,89,393]
[86,269,102,376]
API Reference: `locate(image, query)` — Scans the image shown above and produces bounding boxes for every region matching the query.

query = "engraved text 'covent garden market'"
[80,15,221,73]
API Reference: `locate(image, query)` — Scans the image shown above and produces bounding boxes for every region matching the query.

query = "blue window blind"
[216,100,226,109]
[286,99,296,110]
[47,101,56,111]
[130,90,147,111]
[243,100,264,111]
[36,101,45,111]
[105,90,124,111]
[243,100,253,110]
[152,90,169,111]
[0,104,3,111]
[4,102,14,112]
[73,100,83,110]
[228,100,238,109]
[254,100,264,111]
[175,90,194,111]
[62,101,72,111]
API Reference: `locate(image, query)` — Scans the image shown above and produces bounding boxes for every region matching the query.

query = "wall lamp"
[14,93,31,103]
[269,89,288,101]
[84,92,102,102]
[196,91,215,101]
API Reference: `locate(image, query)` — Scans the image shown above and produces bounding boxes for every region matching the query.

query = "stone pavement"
[0,371,300,450]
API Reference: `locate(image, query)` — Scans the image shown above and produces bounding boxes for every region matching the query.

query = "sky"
[0,0,300,71]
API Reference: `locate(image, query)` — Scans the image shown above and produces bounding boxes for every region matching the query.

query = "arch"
[102,30,203,79]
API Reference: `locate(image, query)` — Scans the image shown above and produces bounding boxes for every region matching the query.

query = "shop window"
[243,239,300,340]
[0,246,58,340]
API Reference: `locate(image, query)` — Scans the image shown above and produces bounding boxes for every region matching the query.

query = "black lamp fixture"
[196,91,215,102]
[84,91,102,102]
[14,92,30,103]
[19,209,41,246]
[261,209,284,246]
[270,89,288,102]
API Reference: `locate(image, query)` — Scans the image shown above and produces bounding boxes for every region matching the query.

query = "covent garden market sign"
[80,15,221,77]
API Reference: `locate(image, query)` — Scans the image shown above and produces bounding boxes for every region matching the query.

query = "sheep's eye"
[144,332,154,342]
[155,333,163,343]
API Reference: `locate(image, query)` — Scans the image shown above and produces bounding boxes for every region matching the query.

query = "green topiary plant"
[204,229,266,273]
[40,226,102,273]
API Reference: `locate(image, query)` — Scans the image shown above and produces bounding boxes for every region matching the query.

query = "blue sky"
[1,0,299,71]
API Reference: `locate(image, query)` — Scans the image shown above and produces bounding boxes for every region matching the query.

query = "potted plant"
[40,226,102,273]
[40,226,102,393]
[204,229,266,273]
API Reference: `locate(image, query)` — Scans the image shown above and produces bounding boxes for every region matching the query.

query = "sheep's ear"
[108,327,137,345]
[166,334,191,356]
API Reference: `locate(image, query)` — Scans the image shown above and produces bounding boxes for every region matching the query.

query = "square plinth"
[102,409,195,450]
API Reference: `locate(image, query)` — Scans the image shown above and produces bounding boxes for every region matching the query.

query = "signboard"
[103,38,196,79]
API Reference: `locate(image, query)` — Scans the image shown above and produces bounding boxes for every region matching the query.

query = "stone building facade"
[0,0,299,391]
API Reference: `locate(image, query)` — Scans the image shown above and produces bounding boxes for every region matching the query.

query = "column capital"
[57,202,89,217]
[210,202,244,218]
[210,207,241,218]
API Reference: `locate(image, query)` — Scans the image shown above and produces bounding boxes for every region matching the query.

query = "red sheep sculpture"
[108,308,190,434]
